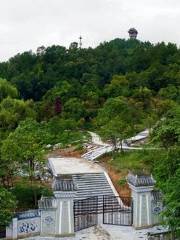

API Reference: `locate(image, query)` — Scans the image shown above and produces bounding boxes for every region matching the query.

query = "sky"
[0,0,180,61]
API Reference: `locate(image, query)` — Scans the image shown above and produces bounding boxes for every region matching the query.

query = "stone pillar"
[127,173,156,229]
[52,176,76,237]
[54,191,75,237]
[6,218,18,239]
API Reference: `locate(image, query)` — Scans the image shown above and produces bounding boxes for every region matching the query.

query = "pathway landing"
[23,225,163,240]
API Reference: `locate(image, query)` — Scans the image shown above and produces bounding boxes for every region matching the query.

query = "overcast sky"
[0,0,180,61]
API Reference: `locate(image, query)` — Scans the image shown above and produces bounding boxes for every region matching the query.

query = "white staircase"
[81,145,113,161]
[82,130,149,161]
[72,172,117,201]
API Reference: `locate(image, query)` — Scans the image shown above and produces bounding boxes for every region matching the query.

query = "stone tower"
[128,28,138,39]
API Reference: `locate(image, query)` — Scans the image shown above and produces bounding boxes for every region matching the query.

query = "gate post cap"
[52,175,77,192]
[127,173,156,187]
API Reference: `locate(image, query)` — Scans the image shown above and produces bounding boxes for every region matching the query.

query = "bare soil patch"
[99,155,131,197]
[48,146,85,158]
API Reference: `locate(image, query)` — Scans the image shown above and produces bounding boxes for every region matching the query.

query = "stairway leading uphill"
[72,172,116,201]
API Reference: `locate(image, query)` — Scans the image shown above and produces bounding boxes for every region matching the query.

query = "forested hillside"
[1,39,180,116]
[0,39,179,234]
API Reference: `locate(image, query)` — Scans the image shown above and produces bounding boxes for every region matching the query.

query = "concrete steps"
[82,146,113,161]
[72,172,116,201]
[82,130,149,161]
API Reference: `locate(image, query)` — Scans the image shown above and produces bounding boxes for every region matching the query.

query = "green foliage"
[0,97,36,130]
[11,181,52,210]
[153,148,180,236]
[109,150,160,173]
[117,178,126,186]
[152,105,180,148]
[0,39,178,130]
[1,119,44,181]
[0,188,17,227]
[39,82,74,119]
[63,98,86,121]
[0,78,18,102]
[162,168,180,236]
[0,39,179,109]
[96,97,141,150]
[0,117,86,186]
[104,75,129,97]
[159,85,180,102]
[151,105,180,234]
[40,117,86,146]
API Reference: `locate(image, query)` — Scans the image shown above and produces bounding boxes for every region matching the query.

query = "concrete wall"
[151,200,163,226]
[17,217,40,238]
[7,193,76,239]
[6,217,40,239]
[41,210,56,236]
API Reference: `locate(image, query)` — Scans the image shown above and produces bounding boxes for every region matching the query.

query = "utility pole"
[79,36,82,49]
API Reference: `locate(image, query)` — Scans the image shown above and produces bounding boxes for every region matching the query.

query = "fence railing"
[15,209,40,220]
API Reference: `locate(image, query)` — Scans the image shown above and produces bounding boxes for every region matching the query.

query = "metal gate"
[74,196,98,232]
[103,195,133,226]
[0,229,6,239]
[74,195,133,231]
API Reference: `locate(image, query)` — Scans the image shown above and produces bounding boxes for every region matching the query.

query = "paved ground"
[23,226,110,240]
[48,157,103,176]
[82,131,147,161]
[23,224,161,240]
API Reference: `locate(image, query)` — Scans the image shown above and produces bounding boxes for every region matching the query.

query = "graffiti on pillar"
[152,201,163,215]
[44,216,54,225]
[18,222,39,233]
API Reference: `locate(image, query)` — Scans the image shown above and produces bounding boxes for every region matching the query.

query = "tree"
[44,116,79,144]
[0,78,18,102]
[63,98,86,122]
[1,119,45,206]
[0,142,18,187]
[39,82,74,120]
[153,149,180,238]
[101,117,133,151]
[104,75,129,98]
[132,87,152,110]
[152,105,180,149]
[162,167,180,238]
[96,97,138,151]
[0,97,36,130]
[1,119,44,184]
[152,106,180,237]
[0,188,17,227]
[158,85,180,102]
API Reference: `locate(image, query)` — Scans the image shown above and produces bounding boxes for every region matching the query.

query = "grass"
[43,129,90,149]
[106,149,165,175]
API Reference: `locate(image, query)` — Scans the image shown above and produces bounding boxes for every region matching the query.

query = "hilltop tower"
[128,28,138,39]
